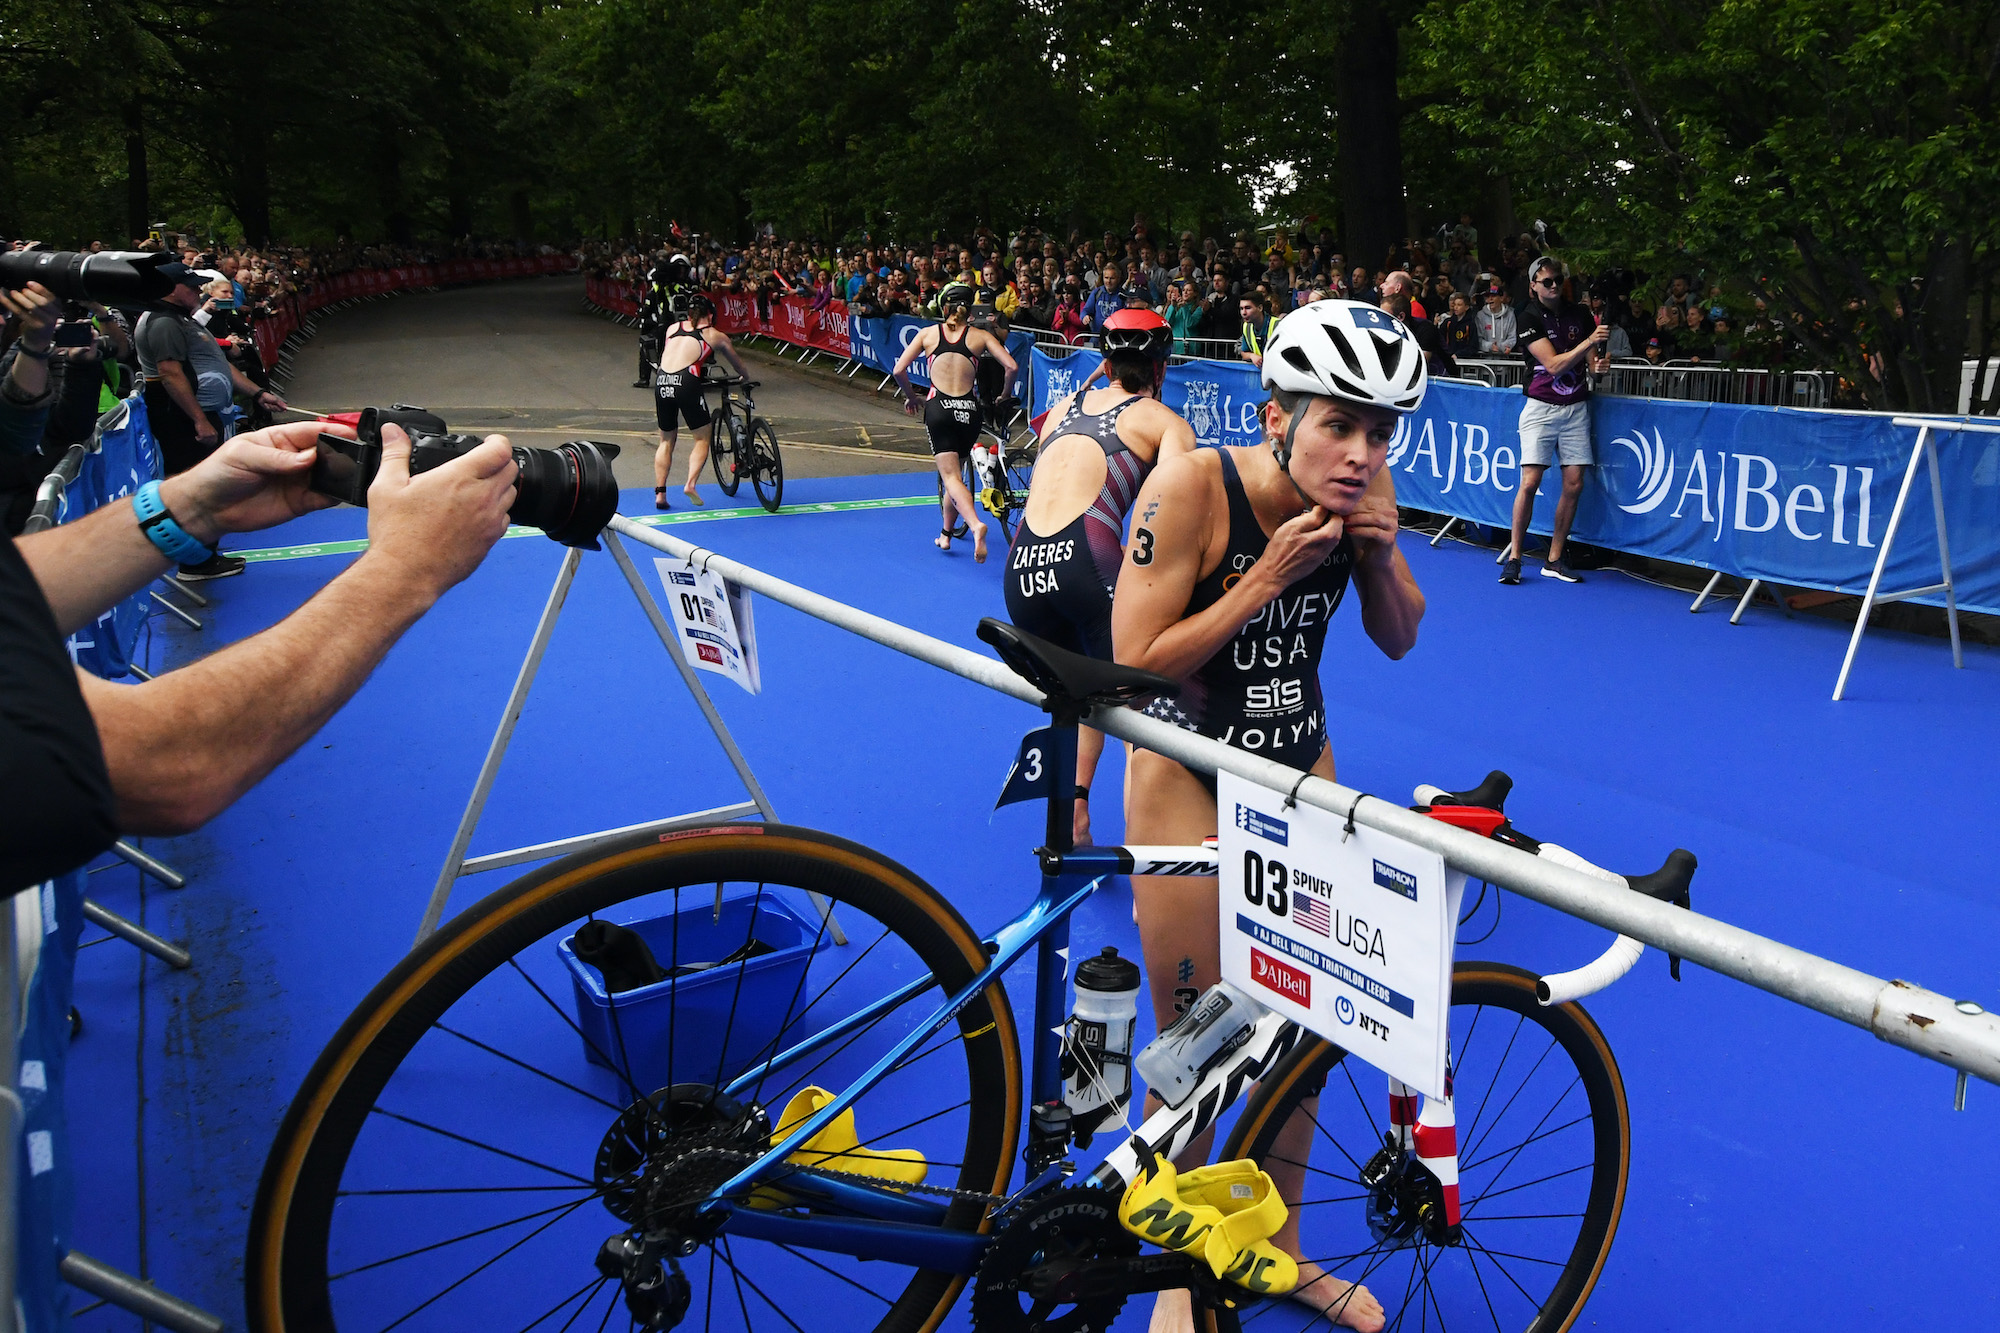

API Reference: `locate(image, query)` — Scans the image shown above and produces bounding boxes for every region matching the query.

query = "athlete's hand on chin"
[1260,505,1347,589]
[1344,493,1400,557]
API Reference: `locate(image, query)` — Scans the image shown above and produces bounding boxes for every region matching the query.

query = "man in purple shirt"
[1501,256,1608,585]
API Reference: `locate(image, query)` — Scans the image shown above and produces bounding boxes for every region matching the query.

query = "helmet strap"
[1271,402,1318,510]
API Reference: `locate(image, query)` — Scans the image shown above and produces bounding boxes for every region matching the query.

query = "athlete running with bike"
[1113,300,1430,1333]
[652,294,750,510]
[1005,308,1193,844]
[891,281,1017,561]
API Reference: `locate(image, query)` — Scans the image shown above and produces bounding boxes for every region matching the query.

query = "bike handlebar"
[1416,774,1697,1006]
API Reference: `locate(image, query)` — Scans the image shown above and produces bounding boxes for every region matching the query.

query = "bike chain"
[657,1144,1014,1208]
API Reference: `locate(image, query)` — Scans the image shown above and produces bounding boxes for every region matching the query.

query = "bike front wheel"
[1222,962,1629,1333]
[248,824,1022,1333]
[710,407,742,496]
[749,418,784,512]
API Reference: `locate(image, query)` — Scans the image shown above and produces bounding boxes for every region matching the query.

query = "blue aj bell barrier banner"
[58,395,160,678]
[1029,347,1268,448]
[1025,351,2000,614]
[846,314,1035,393]
[1392,382,2000,615]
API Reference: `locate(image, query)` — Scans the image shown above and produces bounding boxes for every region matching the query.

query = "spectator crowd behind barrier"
[578,219,1885,409]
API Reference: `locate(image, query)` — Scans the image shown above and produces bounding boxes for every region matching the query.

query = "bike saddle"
[978,617,1178,712]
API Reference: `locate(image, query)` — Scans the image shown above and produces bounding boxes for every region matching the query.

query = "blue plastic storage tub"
[559,890,830,1091]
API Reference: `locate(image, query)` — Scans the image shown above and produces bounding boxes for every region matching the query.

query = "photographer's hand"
[161,420,339,543]
[361,424,517,601]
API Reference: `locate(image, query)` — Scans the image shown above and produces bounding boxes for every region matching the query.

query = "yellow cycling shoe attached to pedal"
[1118,1155,1299,1295]
[748,1087,929,1209]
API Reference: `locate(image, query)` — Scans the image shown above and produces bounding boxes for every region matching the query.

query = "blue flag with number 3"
[994,726,1058,809]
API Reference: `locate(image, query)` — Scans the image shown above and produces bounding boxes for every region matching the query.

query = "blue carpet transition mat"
[67,473,1999,1330]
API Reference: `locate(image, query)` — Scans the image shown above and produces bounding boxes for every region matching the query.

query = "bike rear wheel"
[710,407,742,496]
[248,824,1021,1333]
[1222,962,1628,1333]
[749,418,784,512]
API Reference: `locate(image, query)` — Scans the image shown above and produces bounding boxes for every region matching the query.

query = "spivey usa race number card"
[1217,771,1463,1098]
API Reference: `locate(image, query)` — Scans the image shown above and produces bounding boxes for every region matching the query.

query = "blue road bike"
[249,620,1692,1333]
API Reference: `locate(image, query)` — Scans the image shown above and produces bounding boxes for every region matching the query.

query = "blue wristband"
[133,480,216,565]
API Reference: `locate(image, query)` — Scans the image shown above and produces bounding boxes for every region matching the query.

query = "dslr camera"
[311,406,622,549]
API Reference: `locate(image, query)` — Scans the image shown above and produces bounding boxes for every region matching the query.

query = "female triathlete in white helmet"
[1111,299,1430,1333]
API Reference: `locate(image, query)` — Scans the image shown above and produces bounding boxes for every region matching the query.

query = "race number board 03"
[1217,770,1460,1098]
[310,405,622,549]
[0,249,183,306]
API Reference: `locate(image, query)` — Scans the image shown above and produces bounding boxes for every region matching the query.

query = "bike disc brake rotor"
[970,1186,1140,1333]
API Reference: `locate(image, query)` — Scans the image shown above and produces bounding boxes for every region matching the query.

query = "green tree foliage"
[1413,0,2000,412]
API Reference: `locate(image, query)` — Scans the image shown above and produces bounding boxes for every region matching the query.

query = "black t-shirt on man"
[0,533,117,895]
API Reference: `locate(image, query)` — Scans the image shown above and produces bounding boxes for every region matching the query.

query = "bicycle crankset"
[971,1185,1258,1331]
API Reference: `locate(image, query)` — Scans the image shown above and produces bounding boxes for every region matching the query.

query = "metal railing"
[1453,357,1834,408]
[605,512,2000,1094]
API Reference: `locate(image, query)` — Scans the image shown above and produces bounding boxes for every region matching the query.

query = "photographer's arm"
[18,421,337,634]
[75,431,516,835]
[1,281,58,399]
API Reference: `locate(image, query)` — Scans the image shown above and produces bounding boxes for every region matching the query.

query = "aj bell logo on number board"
[1372,859,1418,901]
[1234,805,1288,846]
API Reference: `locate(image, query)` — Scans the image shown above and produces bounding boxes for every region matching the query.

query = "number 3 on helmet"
[1260,299,1427,415]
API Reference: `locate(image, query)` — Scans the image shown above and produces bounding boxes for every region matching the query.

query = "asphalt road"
[279,274,936,490]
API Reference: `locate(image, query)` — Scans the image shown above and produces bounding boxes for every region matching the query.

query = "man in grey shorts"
[1501,256,1608,584]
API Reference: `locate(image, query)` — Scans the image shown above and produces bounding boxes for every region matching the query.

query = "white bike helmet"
[1261,298,1427,414]
[1259,299,1428,486]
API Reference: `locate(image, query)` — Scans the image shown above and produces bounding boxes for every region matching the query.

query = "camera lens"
[508,440,622,548]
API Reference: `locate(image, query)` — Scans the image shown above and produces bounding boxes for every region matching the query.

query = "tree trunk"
[234,127,272,246]
[376,126,411,245]
[124,98,150,243]
[1898,234,1971,415]
[1337,0,1406,273]
[510,190,532,242]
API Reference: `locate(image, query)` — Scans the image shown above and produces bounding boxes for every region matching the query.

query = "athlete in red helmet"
[1005,307,1194,843]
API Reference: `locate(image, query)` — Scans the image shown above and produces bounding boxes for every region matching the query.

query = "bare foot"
[1146,1287,1193,1333]
[935,531,952,552]
[1290,1260,1385,1331]
[682,488,705,507]
[973,521,989,564]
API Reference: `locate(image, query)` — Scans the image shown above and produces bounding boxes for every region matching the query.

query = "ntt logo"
[1615,427,1675,514]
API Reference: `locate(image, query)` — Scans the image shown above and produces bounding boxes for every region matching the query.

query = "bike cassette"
[970,1186,1142,1332]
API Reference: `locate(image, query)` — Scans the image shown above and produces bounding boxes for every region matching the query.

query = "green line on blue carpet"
[231,494,936,564]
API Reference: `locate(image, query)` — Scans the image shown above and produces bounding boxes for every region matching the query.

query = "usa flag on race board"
[1293,894,1330,936]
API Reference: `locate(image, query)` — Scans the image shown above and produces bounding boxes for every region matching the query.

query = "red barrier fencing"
[585,275,851,360]
[249,252,576,370]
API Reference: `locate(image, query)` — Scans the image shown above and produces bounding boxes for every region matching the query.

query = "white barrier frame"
[603,512,2000,1093]
[415,539,844,945]
[1831,417,2000,700]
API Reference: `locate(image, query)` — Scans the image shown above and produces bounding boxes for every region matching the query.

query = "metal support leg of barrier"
[157,575,210,608]
[149,591,202,630]
[1833,421,1968,701]
[61,1252,223,1333]
[876,374,895,394]
[127,664,153,682]
[1428,517,1460,548]
[80,899,191,970]
[111,839,187,889]
[416,541,840,944]
[1689,571,1725,613]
